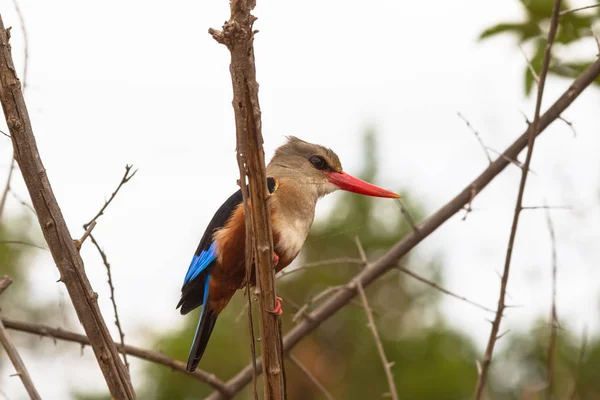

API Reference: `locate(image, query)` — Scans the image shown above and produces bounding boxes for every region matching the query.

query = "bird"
[177,136,400,372]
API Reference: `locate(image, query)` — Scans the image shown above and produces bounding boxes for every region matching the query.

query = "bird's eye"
[309,156,327,170]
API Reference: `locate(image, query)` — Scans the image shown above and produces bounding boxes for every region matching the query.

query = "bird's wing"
[177,177,277,315]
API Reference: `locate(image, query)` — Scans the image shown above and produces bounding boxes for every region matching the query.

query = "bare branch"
[288,354,334,400]
[395,265,495,313]
[522,205,572,210]
[357,281,398,400]
[0,153,15,221]
[0,277,42,400]
[210,0,285,398]
[0,317,230,395]
[0,240,47,251]
[83,164,137,230]
[277,258,364,279]
[560,3,600,15]
[395,198,418,232]
[457,112,493,164]
[73,220,96,251]
[545,205,559,399]
[292,286,342,323]
[485,147,537,175]
[475,2,563,397]
[10,0,28,92]
[89,233,129,371]
[0,16,135,398]
[568,326,588,400]
[206,47,600,400]
[9,189,35,215]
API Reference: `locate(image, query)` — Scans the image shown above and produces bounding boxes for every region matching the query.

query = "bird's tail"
[186,276,218,372]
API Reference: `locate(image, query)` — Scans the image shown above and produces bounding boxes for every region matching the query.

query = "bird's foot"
[266,296,283,315]
[273,253,280,267]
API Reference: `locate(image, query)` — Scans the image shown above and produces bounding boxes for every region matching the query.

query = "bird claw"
[266,296,283,315]
[273,253,280,267]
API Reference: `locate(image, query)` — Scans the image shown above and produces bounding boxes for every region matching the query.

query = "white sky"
[1,0,600,399]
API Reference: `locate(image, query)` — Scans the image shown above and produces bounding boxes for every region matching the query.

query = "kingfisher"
[177,136,400,372]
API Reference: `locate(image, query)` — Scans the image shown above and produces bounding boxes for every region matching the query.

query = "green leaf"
[479,22,541,42]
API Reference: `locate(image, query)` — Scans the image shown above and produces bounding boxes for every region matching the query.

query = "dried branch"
[475,2,563,398]
[288,354,334,400]
[568,326,588,400]
[545,205,558,399]
[73,220,96,251]
[209,1,286,398]
[205,29,600,400]
[457,112,493,164]
[0,317,230,395]
[0,277,41,400]
[395,198,418,232]
[83,164,137,230]
[10,0,28,92]
[395,265,495,313]
[0,16,135,399]
[9,189,35,215]
[292,286,342,323]
[357,282,398,400]
[560,3,600,16]
[0,240,47,251]
[277,258,364,279]
[89,233,129,371]
[485,147,537,175]
[0,154,15,221]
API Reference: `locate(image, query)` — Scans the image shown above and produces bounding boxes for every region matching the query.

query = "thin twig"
[395,198,418,232]
[277,258,364,279]
[485,147,537,175]
[10,0,28,92]
[475,2,563,398]
[9,189,35,215]
[0,240,47,251]
[560,3,600,16]
[519,44,540,85]
[206,54,600,400]
[0,317,230,395]
[457,112,493,164]
[354,236,368,265]
[356,281,398,400]
[292,286,342,323]
[0,153,15,221]
[522,205,572,210]
[73,220,96,251]
[545,204,558,399]
[288,354,334,400]
[568,326,588,400]
[89,233,128,371]
[83,165,137,230]
[0,277,42,400]
[395,265,495,313]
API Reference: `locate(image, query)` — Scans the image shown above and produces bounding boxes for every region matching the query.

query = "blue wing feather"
[183,242,218,285]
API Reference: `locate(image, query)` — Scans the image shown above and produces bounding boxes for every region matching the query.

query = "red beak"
[325,171,401,199]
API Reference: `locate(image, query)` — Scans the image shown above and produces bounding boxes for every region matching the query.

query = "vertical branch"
[545,206,558,399]
[10,0,28,91]
[0,154,15,220]
[474,1,563,398]
[209,1,286,399]
[0,276,42,400]
[89,234,129,371]
[356,282,398,400]
[0,16,135,399]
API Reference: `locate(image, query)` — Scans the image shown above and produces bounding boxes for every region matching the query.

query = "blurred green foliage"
[479,0,600,95]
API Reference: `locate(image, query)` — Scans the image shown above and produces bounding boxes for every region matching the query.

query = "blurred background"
[1,0,600,399]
